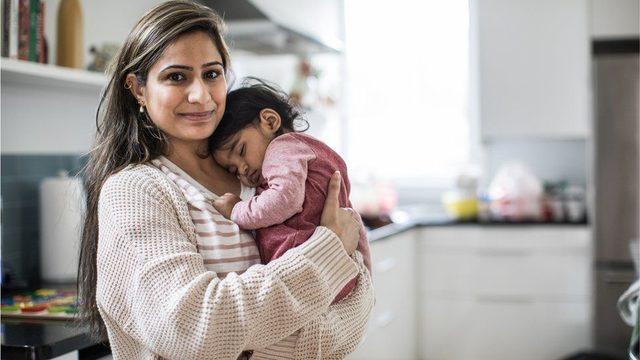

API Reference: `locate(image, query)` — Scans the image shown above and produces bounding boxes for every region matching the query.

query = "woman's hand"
[320,171,361,255]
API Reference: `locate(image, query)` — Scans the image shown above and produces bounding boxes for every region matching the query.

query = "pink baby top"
[230,132,371,302]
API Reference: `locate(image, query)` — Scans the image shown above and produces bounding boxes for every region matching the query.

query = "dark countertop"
[0,318,108,359]
[1,217,589,359]
[367,215,590,243]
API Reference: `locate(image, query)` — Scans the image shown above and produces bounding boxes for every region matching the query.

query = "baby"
[210,79,371,303]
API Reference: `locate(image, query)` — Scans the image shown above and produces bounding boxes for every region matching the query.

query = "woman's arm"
[293,250,375,359]
[96,168,358,360]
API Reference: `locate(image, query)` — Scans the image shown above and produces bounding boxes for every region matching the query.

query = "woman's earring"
[124,81,132,89]
[139,101,145,113]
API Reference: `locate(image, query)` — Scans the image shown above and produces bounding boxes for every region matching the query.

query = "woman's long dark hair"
[77,0,230,340]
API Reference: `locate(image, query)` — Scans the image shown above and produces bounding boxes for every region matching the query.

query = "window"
[344,0,471,191]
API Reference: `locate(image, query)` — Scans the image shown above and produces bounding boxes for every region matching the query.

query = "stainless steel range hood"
[199,0,342,55]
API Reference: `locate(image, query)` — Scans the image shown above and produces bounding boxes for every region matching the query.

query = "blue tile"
[1,156,21,176]
[0,154,83,288]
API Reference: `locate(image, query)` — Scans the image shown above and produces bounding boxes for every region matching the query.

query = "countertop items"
[1,288,78,321]
[39,172,85,283]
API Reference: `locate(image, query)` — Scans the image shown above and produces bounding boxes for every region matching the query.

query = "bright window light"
[344,0,470,188]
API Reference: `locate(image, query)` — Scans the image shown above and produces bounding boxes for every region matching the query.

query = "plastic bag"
[488,162,543,221]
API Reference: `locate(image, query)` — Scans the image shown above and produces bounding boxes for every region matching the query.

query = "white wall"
[45,0,164,67]
[1,81,102,154]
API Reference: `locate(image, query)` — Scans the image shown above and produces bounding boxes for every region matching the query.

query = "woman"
[77,1,374,359]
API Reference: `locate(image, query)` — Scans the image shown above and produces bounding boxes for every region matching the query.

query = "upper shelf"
[1,58,107,91]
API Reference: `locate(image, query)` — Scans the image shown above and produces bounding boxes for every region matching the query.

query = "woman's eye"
[167,73,185,82]
[204,70,220,81]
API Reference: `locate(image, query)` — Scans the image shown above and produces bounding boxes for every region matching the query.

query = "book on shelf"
[1,0,8,57]
[2,0,44,62]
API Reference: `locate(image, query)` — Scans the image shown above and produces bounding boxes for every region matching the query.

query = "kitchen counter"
[367,216,590,243]
[0,318,109,359]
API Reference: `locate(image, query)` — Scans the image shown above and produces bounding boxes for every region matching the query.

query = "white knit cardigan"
[95,164,374,359]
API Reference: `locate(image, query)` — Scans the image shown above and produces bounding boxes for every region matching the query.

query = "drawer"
[370,231,416,308]
[351,231,418,360]
[419,227,592,299]
[420,247,591,298]
[419,298,591,360]
[350,301,417,360]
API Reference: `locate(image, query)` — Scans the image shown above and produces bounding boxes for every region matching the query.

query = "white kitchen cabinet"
[417,226,592,360]
[590,0,640,39]
[471,0,591,139]
[349,230,418,360]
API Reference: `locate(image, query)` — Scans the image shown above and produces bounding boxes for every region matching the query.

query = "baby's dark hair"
[209,78,308,151]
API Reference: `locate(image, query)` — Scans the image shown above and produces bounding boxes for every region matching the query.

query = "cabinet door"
[349,230,417,360]
[417,226,592,359]
[421,298,591,360]
[473,0,590,138]
[590,0,640,39]
[419,227,592,299]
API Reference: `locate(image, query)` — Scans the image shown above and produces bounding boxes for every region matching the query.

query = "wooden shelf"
[1,58,106,91]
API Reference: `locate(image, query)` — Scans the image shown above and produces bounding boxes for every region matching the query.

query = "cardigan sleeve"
[293,250,375,359]
[95,169,358,360]
[230,134,316,229]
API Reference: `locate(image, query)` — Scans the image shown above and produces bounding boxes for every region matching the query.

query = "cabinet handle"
[475,249,533,257]
[375,258,397,273]
[475,294,534,303]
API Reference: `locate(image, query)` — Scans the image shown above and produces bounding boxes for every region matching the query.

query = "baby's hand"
[213,193,242,219]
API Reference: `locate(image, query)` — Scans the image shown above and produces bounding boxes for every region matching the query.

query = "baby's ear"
[259,108,282,134]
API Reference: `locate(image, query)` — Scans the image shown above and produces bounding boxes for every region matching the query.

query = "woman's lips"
[178,110,214,121]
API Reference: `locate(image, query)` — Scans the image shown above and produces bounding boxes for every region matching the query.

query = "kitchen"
[0,0,638,359]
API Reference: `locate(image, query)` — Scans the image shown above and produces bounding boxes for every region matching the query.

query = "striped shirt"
[151,156,298,359]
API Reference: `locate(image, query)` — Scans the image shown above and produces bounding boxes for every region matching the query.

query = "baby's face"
[213,125,272,187]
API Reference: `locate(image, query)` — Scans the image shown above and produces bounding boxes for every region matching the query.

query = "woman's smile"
[178,110,215,122]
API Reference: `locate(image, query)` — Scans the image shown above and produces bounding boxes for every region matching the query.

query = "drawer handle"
[475,294,534,303]
[375,258,397,273]
[475,249,533,257]
[374,311,395,328]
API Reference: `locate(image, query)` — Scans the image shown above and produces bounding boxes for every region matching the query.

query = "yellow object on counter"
[442,194,479,220]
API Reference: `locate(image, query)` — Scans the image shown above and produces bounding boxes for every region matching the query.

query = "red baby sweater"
[231,132,371,302]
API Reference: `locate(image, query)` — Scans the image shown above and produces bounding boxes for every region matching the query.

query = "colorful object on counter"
[1,288,78,320]
[441,191,479,220]
[1,305,20,312]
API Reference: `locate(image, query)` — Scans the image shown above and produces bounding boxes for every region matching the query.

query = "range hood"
[199,0,342,55]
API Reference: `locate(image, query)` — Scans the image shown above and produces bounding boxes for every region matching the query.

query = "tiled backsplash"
[1,154,85,289]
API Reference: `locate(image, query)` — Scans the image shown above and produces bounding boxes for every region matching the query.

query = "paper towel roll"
[39,171,85,283]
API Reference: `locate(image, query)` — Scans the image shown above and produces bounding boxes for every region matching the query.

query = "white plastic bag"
[488,162,543,221]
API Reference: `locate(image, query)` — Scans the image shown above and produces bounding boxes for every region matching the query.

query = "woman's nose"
[187,78,212,104]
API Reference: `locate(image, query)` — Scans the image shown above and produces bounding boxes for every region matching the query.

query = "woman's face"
[135,31,227,144]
